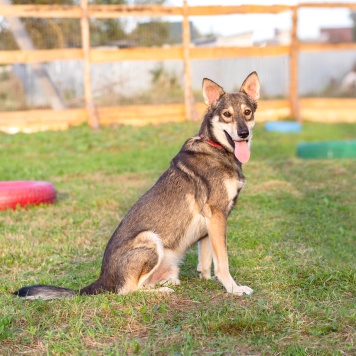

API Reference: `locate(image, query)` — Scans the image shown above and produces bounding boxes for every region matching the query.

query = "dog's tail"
[14,279,105,300]
[14,285,77,300]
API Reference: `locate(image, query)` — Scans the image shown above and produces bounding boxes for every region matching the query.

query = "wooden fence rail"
[0,1,355,133]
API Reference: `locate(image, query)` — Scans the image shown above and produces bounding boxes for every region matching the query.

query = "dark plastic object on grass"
[297,141,356,159]
[0,181,56,210]
[265,121,301,133]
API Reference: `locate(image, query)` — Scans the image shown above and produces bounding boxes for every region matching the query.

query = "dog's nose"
[237,129,249,139]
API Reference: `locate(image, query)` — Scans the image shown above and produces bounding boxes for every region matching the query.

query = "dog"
[14,71,260,300]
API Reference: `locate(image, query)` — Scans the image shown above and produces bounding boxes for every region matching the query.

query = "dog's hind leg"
[115,231,165,295]
[143,250,181,288]
[197,235,212,280]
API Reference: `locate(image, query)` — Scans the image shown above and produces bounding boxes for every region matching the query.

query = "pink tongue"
[234,141,250,163]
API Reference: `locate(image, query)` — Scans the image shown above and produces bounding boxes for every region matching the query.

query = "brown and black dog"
[14,72,260,300]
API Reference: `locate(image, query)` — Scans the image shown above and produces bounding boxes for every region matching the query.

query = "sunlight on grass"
[0,121,355,354]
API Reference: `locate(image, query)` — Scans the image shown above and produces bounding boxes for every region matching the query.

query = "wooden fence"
[0,1,355,133]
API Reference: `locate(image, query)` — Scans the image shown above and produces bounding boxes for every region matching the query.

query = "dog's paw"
[197,270,212,280]
[155,287,175,293]
[159,278,181,286]
[232,285,254,296]
[141,286,175,294]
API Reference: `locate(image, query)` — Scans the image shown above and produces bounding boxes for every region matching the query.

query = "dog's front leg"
[197,235,212,279]
[206,210,253,296]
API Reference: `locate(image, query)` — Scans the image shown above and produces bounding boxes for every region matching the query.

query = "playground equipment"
[0,181,56,210]
[297,141,356,159]
[265,121,302,133]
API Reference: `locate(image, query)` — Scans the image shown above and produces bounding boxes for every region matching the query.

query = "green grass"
[0,121,355,355]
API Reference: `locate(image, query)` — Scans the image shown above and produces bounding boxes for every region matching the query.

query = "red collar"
[199,134,224,149]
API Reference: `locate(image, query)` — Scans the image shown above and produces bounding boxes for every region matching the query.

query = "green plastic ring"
[297,141,356,159]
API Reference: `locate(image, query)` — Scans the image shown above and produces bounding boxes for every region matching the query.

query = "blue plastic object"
[265,121,301,133]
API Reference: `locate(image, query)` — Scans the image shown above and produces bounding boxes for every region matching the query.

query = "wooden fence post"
[182,0,198,121]
[290,6,300,121]
[80,0,99,129]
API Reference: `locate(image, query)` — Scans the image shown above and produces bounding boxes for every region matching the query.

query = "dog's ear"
[240,72,260,101]
[202,78,225,106]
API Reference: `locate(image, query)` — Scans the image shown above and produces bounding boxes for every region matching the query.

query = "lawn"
[0,120,355,355]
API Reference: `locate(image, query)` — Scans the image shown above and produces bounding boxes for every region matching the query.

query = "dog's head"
[201,72,260,163]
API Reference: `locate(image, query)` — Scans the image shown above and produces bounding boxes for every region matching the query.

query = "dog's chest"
[224,177,245,209]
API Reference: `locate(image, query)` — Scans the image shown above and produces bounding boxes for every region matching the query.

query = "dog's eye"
[244,109,251,116]
[223,111,232,118]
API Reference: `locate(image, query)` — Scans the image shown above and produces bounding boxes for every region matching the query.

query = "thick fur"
[14,72,260,300]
